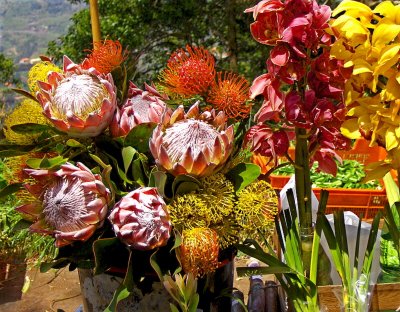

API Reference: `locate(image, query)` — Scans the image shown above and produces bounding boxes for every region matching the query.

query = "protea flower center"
[52,74,108,120]
[128,97,154,123]
[163,119,219,162]
[43,176,93,232]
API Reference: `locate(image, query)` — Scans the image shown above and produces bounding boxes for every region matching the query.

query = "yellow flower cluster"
[3,99,49,145]
[27,61,61,94]
[330,0,400,176]
[168,174,278,248]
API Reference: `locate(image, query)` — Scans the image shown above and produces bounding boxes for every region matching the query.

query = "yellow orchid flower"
[372,22,400,49]
[374,1,400,24]
[330,15,370,47]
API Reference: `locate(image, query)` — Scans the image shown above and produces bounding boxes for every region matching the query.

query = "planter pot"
[78,260,235,312]
[78,268,171,312]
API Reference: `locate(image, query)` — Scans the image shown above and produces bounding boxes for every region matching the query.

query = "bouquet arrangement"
[1,41,279,310]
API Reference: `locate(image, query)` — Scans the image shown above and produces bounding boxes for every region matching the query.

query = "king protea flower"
[108,187,171,250]
[110,82,169,137]
[36,56,117,137]
[16,162,111,247]
[149,102,234,177]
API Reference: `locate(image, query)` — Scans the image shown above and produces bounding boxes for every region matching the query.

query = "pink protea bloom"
[149,102,234,177]
[36,56,117,137]
[16,162,111,247]
[110,82,169,137]
[108,187,171,250]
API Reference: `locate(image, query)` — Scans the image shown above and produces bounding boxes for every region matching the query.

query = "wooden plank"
[318,283,400,311]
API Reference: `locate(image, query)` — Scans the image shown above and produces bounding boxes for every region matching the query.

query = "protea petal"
[36,56,117,137]
[108,187,171,250]
[149,103,233,177]
[15,162,111,246]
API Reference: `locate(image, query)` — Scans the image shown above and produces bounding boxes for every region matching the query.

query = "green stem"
[294,127,312,230]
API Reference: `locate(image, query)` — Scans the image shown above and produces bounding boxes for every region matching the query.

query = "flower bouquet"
[1,40,280,311]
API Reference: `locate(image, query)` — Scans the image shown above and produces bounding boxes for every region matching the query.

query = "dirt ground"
[0,258,271,312]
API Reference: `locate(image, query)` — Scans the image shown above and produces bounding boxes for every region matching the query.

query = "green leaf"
[169,303,180,312]
[89,153,109,169]
[226,163,261,192]
[122,146,137,174]
[123,123,157,153]
[93,237,120,275]
[66,139,84,148]
[149,170,168,198]
[12,219,32,232]
[10,123,54,134]
[11,88,39,102]
[39,258,70,273]
[0,183,24,198]
[170,230,182,252]
[172,175,200,196]
[236,266,292,276]
[150,248,164,282]
[0,150,31,157]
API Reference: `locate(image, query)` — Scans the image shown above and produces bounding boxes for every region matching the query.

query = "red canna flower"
[159,45,216,98]
[207,72,251,120]
[82,40,126,74]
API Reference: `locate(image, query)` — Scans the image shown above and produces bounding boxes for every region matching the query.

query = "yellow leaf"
[364,161,392,181]
[385,128,399,151]
[372,22,400,48]
[340,119,361,139]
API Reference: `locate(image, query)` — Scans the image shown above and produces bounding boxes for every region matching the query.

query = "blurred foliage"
[47,0,271,85]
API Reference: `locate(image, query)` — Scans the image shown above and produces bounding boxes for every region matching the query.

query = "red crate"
[270,139,388,218]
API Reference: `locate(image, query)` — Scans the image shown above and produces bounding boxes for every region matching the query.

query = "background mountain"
[0,0,85,62]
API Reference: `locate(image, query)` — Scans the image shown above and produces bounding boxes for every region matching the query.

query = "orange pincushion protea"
[149,102,234,177]
[179,227,219,277]
[207,72,251,120]
[16,162,111,247]
[82,40,126,74]
[159,45,216,97]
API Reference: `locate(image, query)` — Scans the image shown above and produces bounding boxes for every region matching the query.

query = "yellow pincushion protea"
[331,0,400,176]
[236,180,278,236]
[3,99,49,145]
[167,173,236,246]
[27,61,61,94]
[179,227,220,277]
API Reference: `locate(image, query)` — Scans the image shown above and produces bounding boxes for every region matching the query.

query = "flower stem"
[295,127,312,229]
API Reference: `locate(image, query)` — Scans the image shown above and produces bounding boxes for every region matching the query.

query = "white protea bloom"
[16,162,111,247]
[110,82,169,137]
[149,102,234,177]
[36,56,117,137]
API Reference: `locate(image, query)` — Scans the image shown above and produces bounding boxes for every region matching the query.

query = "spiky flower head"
[179,227,219,277]
[236,180,278,237]
[150,102,234,177]
[108,187,171,250]
[36,56,117,137]
[3,99,50,145]
[27,61,62,94]
[159,45,216,98]
[168,173,235,229]
[82,40,126,74]
[110,82,169,137]
[207,72,251,120]
[16,162,111,247]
